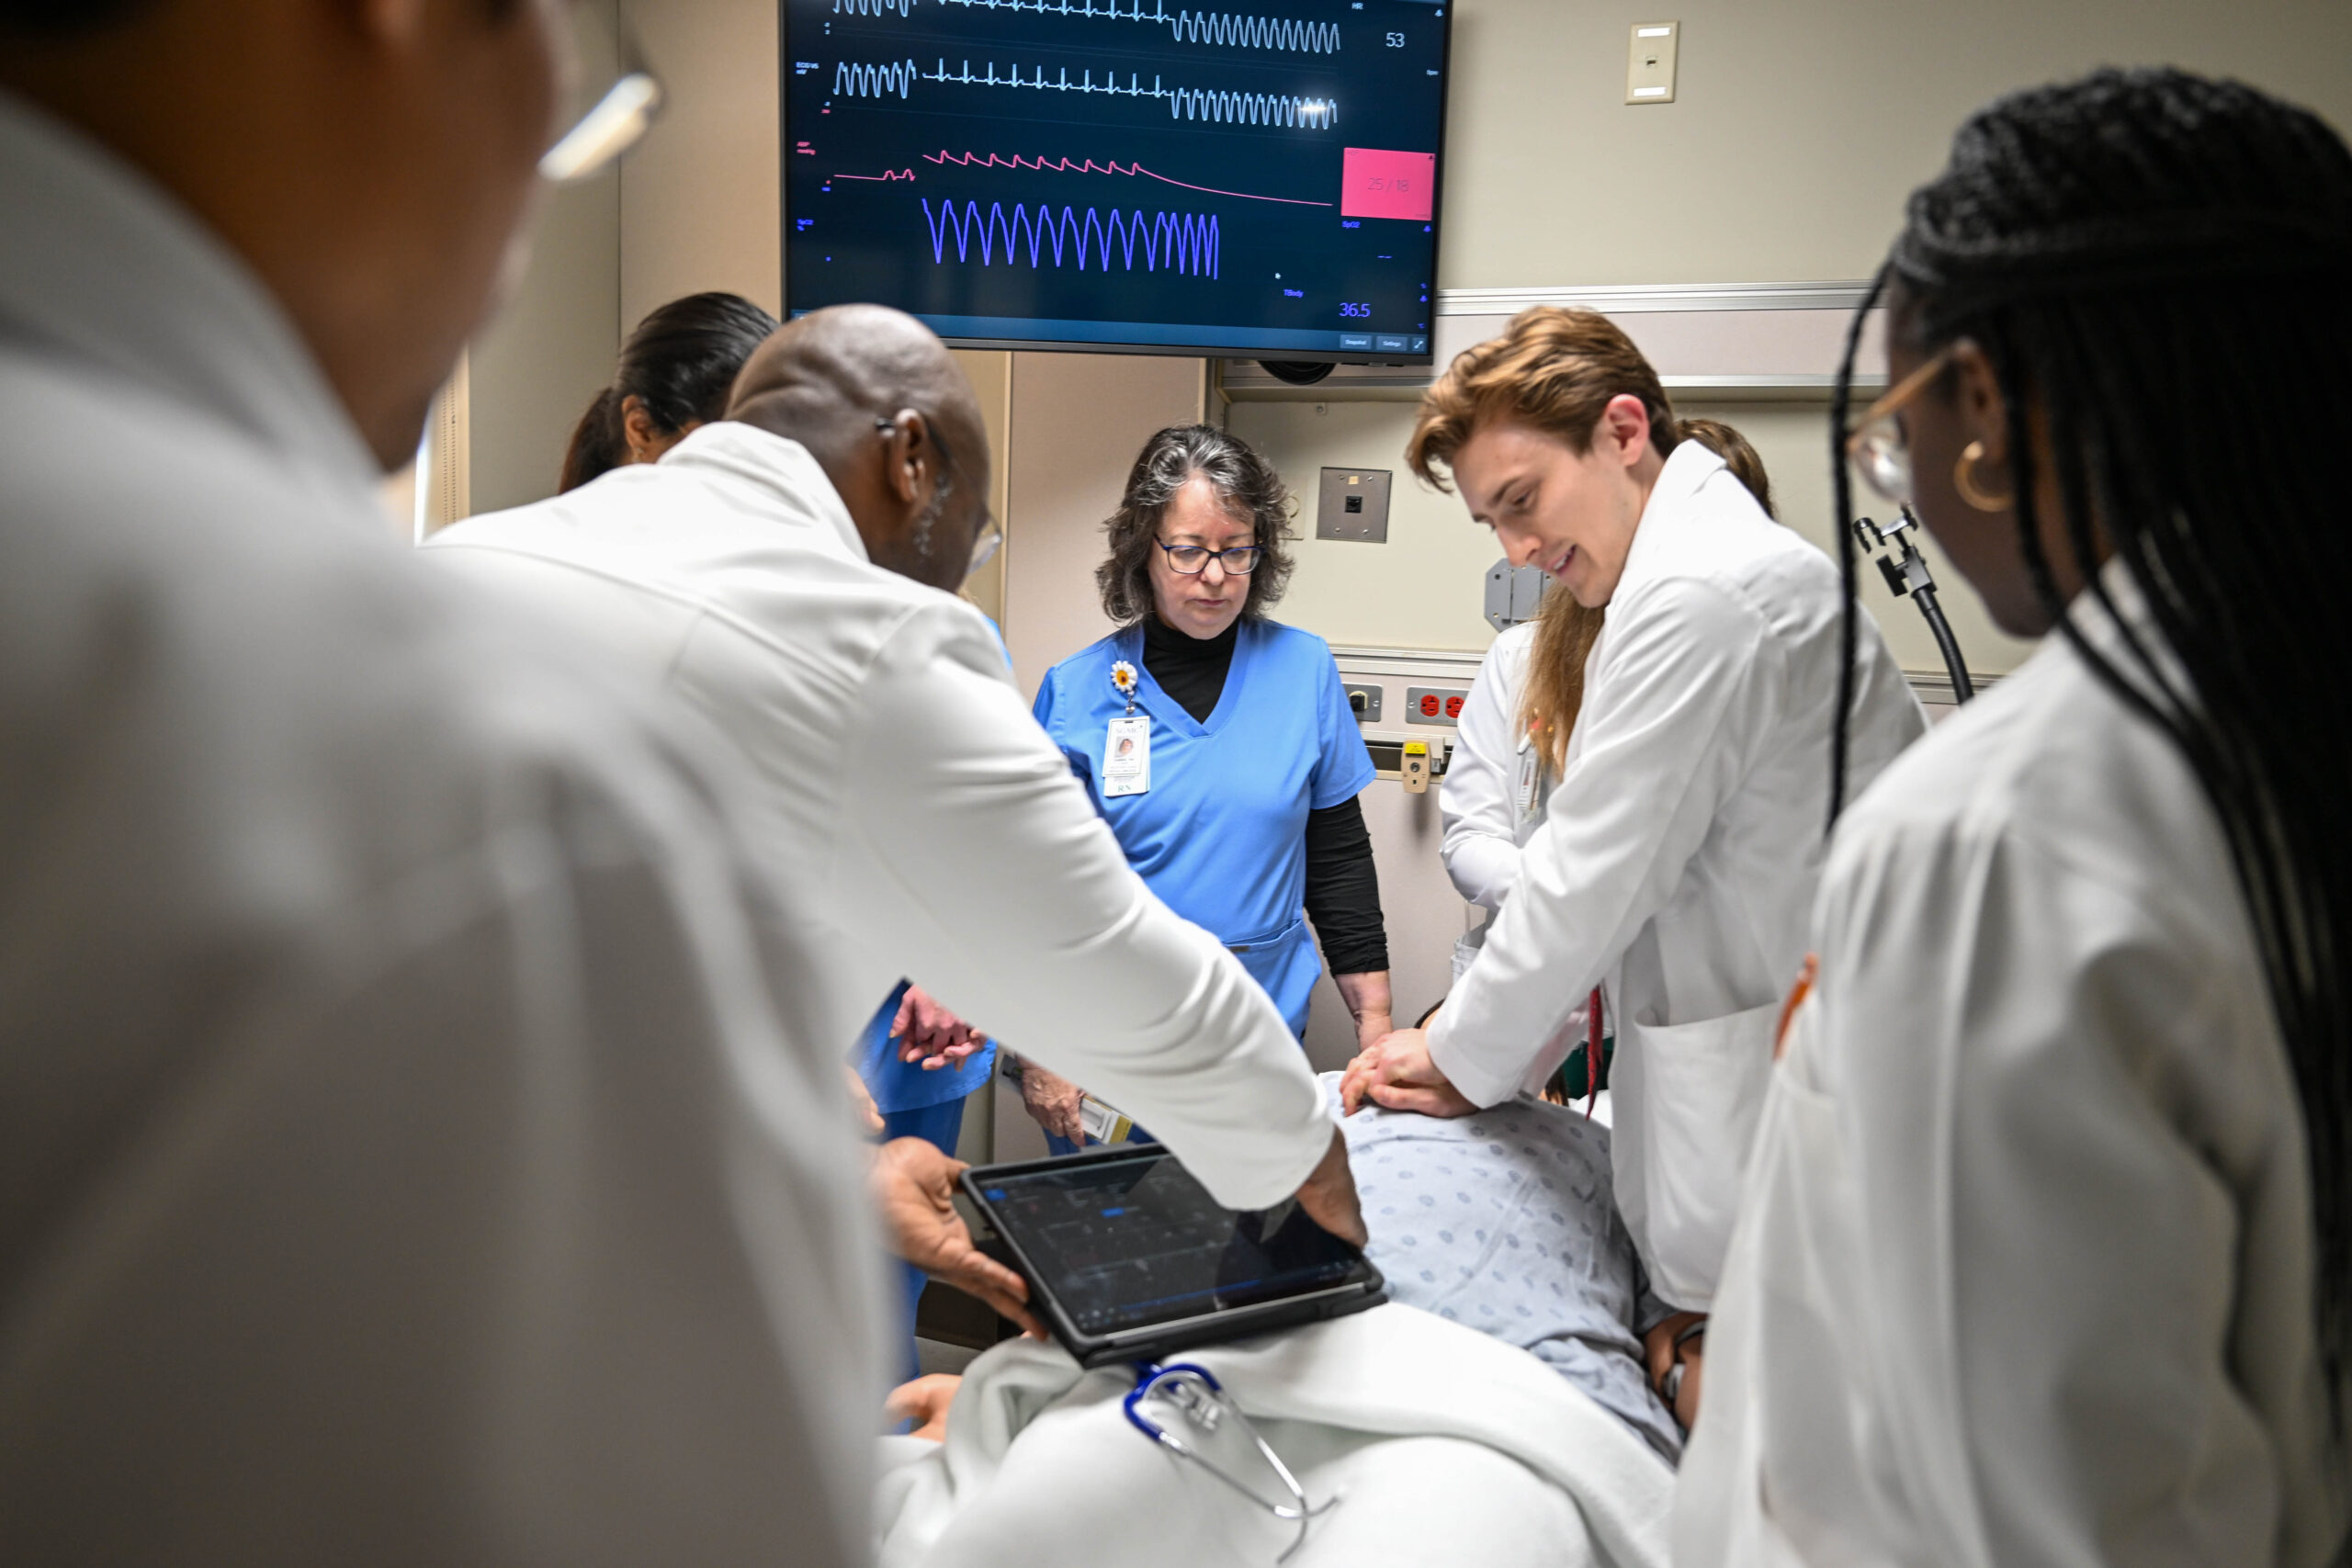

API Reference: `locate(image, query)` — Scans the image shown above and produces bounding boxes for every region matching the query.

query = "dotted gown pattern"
[1329,1082,1683,1463]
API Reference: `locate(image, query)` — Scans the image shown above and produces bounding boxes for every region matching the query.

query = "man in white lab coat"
[1344,307,1925,1324]
[427,306,1363,1243]
[0,2,882,1564]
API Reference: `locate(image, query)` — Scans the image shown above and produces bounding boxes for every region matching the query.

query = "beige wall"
[1438,0,2352,288]
[1001,355,1207,698]
[619,0,783,324]
[464,173,622,516]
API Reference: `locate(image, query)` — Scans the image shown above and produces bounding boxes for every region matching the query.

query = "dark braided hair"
[1830,68,2352,1388]
[560,292,778,492]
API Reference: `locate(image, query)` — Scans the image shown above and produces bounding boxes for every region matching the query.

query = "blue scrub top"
[854,978,1000,1114]
[1032,617,1375,1035]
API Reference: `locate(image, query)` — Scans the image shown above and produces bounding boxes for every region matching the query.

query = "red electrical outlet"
[1405,685,1464,727]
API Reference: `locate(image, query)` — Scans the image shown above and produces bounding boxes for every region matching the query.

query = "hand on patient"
[1294,1126,1369,1247]
[893,984,989,1071]
[872,1137,1046,1337]
[1340,1027,1478,1118]
[1014,1058,1088,1144]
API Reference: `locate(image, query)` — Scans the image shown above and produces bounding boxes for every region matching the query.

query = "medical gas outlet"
[1400,741,1431,795]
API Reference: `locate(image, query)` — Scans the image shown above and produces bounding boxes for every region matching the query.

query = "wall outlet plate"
[1404,685,1467,726]
[1343,683,1384,723]
[1316,467,1393,542]
[1626,20,1679,105]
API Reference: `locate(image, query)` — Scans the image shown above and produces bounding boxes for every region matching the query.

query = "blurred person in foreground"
[0,2,880,1562]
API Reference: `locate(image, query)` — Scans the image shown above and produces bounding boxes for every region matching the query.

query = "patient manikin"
[874,1088,1678,1568]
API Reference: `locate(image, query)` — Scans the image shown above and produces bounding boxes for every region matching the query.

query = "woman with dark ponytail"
[558,291,778,492]
[1680,70,2352,1566]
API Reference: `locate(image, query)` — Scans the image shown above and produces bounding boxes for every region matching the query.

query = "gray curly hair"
[1097,424,1297,625]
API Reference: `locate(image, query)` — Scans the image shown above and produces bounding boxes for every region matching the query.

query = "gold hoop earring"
[1953,440,2014,513]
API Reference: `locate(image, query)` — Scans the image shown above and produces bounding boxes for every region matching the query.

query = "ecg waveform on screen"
[832,57,1337,126]
[910,149,1333,204]
[921,198,1220,276]
[831,0,1342,54]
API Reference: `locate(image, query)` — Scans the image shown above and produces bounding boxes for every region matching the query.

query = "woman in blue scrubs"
[1018,424,1391,1147]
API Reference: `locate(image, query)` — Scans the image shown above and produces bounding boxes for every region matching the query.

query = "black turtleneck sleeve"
[1303,796,1388,976]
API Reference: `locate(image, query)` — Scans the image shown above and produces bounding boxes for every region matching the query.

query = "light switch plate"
[1316,467,1393,543]
[1626,20,1678,105]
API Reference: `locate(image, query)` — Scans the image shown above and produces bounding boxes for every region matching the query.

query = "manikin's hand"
[885,1372,962,1443]
[871,1137,1045,1336]
[892,985,989,1071]
[1015,1059,1087,1144]
[1291,1126,1368,1248]
[1339,1026,1478,1118]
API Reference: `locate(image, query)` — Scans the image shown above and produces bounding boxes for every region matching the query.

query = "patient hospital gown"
[1338,1088,1681,1462]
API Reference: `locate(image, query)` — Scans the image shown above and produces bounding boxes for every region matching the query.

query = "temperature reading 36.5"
[1339,301,1372,317]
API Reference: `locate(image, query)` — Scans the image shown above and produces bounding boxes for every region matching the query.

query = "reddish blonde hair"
[1405,306,1677,490]
[1409,308,1675,775]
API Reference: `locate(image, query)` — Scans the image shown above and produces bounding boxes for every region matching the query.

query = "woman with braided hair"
[1679,70,2352,1566]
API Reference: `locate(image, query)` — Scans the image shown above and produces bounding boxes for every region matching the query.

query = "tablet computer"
[957,1145,1385,1369]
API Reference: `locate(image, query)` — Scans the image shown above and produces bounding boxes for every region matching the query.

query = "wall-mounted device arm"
[1851,504,1974,704]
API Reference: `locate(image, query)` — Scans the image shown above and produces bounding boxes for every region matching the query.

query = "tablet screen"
[977,1150,1372,1337]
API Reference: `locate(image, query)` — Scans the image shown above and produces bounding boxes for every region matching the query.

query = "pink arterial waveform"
[833,150,1331,207]
[921,198,1220,277]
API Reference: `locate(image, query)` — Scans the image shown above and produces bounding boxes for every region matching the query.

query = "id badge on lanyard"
[1514,737,1541,819]
[1104,716,1152,796]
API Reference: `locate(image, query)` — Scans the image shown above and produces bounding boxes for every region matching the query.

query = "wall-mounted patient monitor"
[784,0,1453,367]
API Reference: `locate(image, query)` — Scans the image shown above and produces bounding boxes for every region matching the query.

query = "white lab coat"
[1441,620,1562,989]
[1676,573,2350,1567]
[1441,619,1547,919]
[427,426,1331,1209]
[0,94,884,1565]
[1442,622,1607,1115]
[1428,440,1925,1307]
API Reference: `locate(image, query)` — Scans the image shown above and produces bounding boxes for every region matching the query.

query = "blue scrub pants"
[882,1096,970,1383]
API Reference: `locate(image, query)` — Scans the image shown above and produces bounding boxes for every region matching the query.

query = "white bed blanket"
[875,1302,1673,1568]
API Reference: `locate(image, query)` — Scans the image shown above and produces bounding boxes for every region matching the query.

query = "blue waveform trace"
[1169,86,1331,125]
[832,0,1341,54]
[836,59,919,96]
[921,198,1219,277]
[832,55,1337,127]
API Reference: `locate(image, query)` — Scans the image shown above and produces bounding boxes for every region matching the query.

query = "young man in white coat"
[1343,307,1925,1338]
[427,306,1364,1249]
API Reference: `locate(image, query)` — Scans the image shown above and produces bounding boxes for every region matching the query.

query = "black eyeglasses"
[1156,540,1263,576]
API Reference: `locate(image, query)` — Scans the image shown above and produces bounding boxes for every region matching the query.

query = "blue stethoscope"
[1123,1360,1339,1562]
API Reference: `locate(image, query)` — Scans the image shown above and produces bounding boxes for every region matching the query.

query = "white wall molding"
[1219,279,1885,402]
[1437,280,1876,315]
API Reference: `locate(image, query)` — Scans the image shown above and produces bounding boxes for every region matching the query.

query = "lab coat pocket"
[1618,998,1778,1309]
